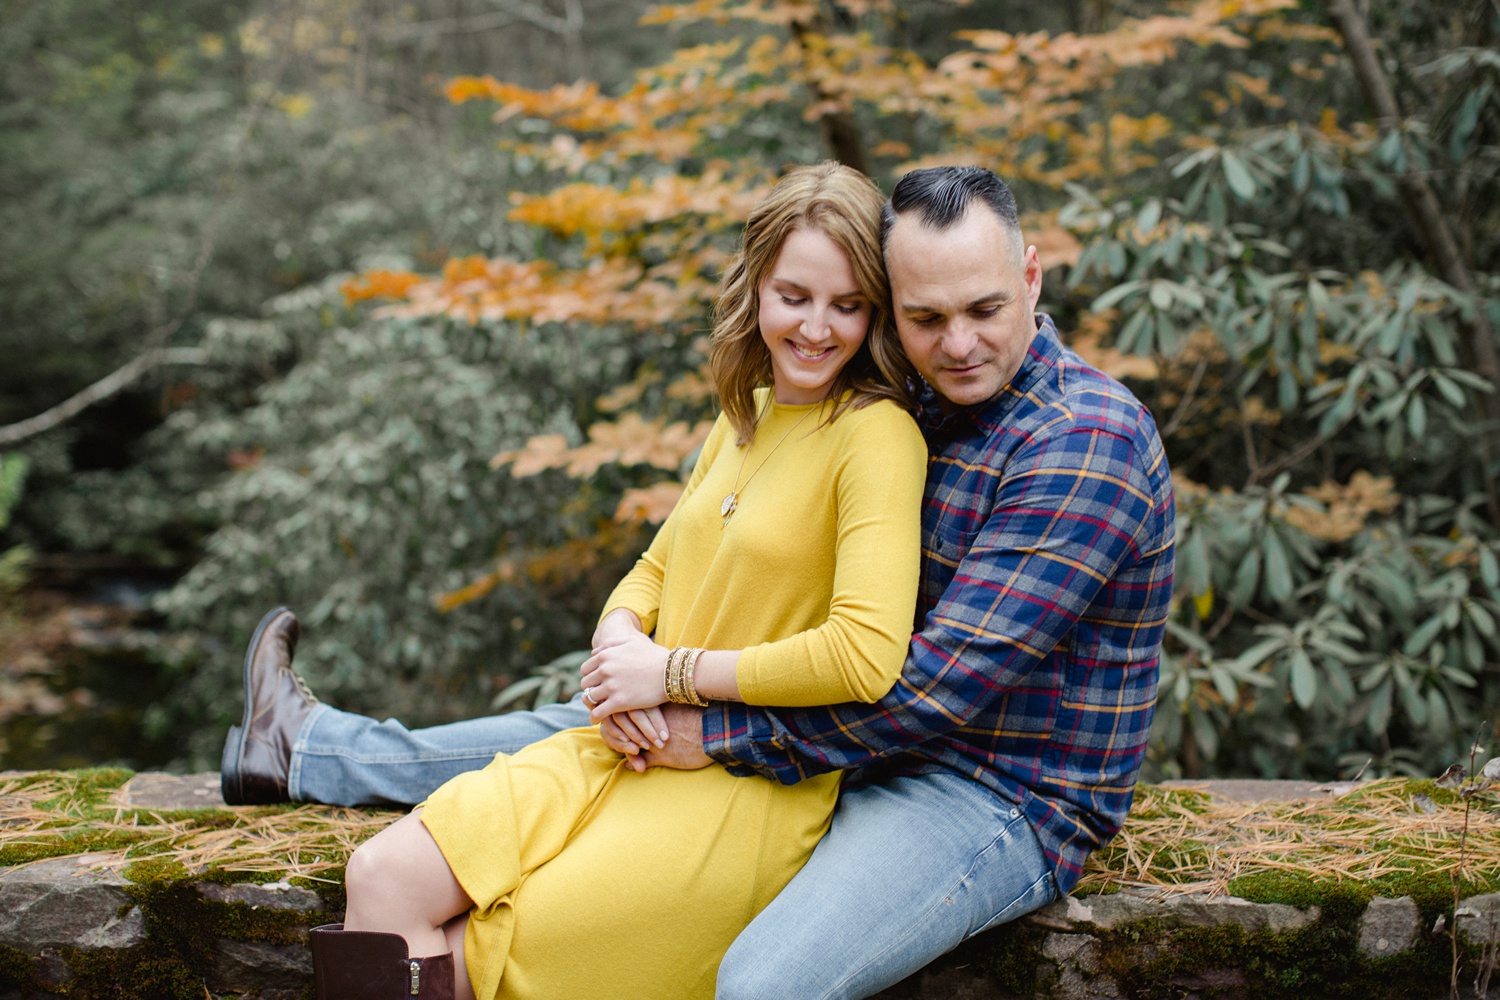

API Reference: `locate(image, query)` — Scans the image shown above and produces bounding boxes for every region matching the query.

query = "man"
[223,165,1175,999]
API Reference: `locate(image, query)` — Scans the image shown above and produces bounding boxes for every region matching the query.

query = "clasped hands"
[581,623,709,773]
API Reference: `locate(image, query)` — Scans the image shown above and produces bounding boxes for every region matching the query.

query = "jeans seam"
[296,747,505,763]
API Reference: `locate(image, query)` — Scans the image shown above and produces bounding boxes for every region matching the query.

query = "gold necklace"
[720,403,818,527]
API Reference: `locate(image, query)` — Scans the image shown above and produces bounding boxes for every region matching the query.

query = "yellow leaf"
[274,93,314,119]
[433,568,504,614]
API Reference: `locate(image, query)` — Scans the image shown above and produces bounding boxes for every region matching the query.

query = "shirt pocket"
[921,519,976,611]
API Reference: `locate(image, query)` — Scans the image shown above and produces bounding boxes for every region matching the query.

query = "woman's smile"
[789,341,836,361]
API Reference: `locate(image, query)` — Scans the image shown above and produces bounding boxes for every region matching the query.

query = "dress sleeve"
[734,403,926,706]
[598,415,730,637]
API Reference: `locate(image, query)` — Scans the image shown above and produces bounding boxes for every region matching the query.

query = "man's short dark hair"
[880,166,1021,254]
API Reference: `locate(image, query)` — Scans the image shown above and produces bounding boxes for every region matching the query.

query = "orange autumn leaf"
[432,562,514,613]
[493,418,712,480]
[492,434,571,476]
[615,481,687,524]
[341,269,424,303]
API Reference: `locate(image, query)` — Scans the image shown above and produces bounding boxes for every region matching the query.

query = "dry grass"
[1077,780,1500,898]
[3,771,1498,897]
[0,770,395,882]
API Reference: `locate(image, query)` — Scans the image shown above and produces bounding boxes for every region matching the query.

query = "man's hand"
[600,703,711,773]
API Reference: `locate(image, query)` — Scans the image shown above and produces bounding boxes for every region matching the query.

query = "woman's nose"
[800,307,832,342]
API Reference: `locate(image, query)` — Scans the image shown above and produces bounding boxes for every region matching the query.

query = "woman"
[313,162,928,1000]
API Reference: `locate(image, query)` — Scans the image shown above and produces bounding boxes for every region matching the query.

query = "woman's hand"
[581,629,671,729]
[591,608,643,650]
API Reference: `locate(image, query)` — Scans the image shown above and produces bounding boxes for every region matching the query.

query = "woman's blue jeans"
[291,697,1057,1000]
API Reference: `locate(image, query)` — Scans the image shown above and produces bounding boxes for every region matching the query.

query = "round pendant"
[720,492,738,521]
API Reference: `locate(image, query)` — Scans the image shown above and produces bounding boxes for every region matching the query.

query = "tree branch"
[1246,411,1354,488]
[1325,0,1500,523]
[1325,0,1500,397]
[1161,355,1209,439]
[377,2,577,43]
[0,348,208,448]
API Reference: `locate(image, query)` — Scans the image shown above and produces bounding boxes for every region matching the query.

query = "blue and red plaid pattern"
[703,315,1176,893]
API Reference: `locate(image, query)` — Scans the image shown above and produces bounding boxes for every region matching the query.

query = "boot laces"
[290,668,319,705]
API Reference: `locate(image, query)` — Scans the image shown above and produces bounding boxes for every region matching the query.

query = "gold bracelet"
[682,647,709,707]
[664,647,686,704]
[670,646,692,705]
[666,646,709,705]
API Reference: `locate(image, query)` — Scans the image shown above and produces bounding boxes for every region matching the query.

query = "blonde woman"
[312,162,927,1000]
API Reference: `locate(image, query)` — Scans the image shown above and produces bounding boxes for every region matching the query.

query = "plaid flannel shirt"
[702,315,1175,893]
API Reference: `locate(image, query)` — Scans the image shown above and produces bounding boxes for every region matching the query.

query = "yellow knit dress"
[419,392,926,1000]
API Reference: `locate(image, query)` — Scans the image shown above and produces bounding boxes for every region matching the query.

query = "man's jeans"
[291,698,1057,1000]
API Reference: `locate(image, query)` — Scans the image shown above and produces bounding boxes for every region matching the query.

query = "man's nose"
[940,321,978,360]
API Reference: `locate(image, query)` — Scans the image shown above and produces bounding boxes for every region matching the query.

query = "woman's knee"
[344,832,403,910]
[346,811,464,916]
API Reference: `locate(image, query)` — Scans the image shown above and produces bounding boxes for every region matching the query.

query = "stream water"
[1,578,187,773]
[0,644,180,771]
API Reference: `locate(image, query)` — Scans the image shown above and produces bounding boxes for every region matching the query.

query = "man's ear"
[1022,245,1043,311]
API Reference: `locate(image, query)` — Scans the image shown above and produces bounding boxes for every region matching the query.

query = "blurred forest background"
[0,0,1496,780]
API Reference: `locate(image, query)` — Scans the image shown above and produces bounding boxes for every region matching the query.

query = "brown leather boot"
[310,923,456,999]
[220,606,318,805]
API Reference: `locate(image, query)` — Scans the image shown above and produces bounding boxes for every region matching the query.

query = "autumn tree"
[161,0,1499,777]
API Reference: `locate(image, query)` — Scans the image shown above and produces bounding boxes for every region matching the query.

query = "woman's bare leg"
[344,807,473,958]
[443,915,476,1000]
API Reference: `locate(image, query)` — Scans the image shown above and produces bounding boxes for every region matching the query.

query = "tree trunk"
[1324,0,1500,387]
[789,17,869,175]
[1325,0,1500,517]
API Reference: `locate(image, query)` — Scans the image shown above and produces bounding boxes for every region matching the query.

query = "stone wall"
[2,773,1498,999]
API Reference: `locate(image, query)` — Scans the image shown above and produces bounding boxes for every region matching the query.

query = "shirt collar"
[917,314,1062,438]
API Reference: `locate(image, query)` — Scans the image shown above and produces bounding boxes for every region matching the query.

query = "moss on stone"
[970,917,1051,995]
[122,857,191,885]
[1394,778,1462,806]
[302,865,348,915]
[1227,866,1499,931]
[0,943,37,991]
[1227,871,1373,919]
[0,828,152,866]
[124,863,335,951]
[1091,917,1460,1000]
[55,943,203,1000]
[1129,784,1214,818]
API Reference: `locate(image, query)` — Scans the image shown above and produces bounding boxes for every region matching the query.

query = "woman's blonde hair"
[710,162,917,444]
